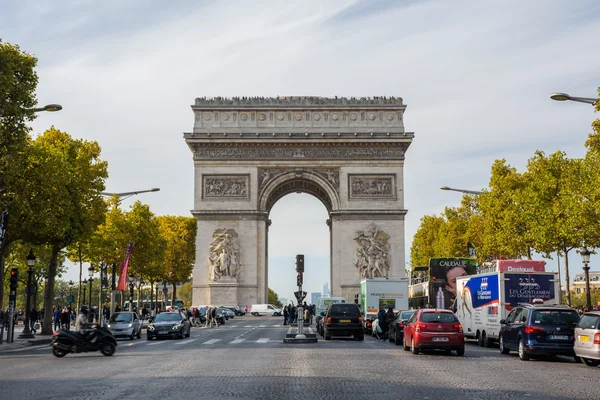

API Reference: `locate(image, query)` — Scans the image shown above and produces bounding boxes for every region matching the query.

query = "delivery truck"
[455,263,559,347]
[360,278,409,332]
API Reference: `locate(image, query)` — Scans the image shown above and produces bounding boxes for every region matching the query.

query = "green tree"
[410,215,445,267]
[22,128,107,334]
[268,288,283,307]
[177,281,192,307]
[156,215,196,305]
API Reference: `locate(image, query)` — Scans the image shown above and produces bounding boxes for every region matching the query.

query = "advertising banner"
[116,243,134,291]
[503,273,555,305]
[429,258,477,309]
[496,260,545,273]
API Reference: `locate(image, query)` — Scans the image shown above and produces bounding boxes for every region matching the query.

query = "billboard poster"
[503,273,555,305]
[496,260,545,273]
[429,257,477,309]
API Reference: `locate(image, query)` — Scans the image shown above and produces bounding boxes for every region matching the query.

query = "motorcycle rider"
[75,306,98,345]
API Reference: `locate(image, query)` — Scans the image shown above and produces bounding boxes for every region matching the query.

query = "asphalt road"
[0,315,598,400]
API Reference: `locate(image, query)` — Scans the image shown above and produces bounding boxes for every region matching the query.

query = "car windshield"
[109,313,132,322]
[400,311,414,320]
[532,310,579,325]
[420,312,457,323]
[329,304,360,318]
[154,313,181,322]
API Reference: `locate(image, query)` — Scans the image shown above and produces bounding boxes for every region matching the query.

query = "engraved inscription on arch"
[348,174,396,200]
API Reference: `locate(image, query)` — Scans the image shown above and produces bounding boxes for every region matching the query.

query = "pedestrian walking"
[60,307,70,330]
[283,306,288,325]
[53,306,60,331]
[29,307,37,334]
[377,306,387,339]
[211,307,219,328]
[244,305,248,314]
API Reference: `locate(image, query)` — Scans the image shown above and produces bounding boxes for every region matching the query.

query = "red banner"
[116,243,134,291]
[497,259,546,273]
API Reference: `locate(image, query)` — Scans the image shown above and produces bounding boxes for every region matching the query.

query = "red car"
[403,309,465,356]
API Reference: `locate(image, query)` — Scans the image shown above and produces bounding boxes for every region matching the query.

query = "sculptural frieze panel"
[203,175,249,200]
[354,224,390,279]
[194,96,404,106]
[208,229,241,281]
[195,145,406,161]
[348,174,396,200]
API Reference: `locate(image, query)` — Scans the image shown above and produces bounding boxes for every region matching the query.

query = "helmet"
[79,305,89,314]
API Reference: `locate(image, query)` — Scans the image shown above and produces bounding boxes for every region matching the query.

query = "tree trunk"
[42,244,61,335]
[76,246,82,313]
[172,283,176,307]
[0,248,5,311]
[150,281,154,311]
[563,246,571,306]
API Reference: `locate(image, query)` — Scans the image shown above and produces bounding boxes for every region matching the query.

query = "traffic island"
[283,333,318,344]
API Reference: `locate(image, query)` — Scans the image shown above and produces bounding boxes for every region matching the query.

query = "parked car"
[388,310,415,345]
[323,303,364,341]
[223,306,245,316]
[403,309,464,356]
[147,311,191,340]
[574,311,600,367]
[499,304,580,361]
[106,311,142,340]
[219,307,235,319]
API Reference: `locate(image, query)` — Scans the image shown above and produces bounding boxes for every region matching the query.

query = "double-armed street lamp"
[82,278,88,307]
[550,93,599,106]
[440,186,483,195]
[580,247,592,310]
[18,250,37,339]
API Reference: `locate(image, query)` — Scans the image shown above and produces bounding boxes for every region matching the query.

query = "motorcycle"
[52,325,117,357]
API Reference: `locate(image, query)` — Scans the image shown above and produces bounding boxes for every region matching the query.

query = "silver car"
[107,311,142,340]
[574,311,600,367]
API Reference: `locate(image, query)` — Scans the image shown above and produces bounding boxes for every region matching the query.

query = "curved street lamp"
[440,186,483,195]
[18,249,37,338]
[26,103,63,113]
[101,188,160,201]
[550,93,598,105]
[580,247,592,310]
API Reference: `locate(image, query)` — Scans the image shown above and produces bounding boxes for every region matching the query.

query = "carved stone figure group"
[208,229,241,281]
[350,177,393,197]
[354,225,390,278]
[205,178,247,197]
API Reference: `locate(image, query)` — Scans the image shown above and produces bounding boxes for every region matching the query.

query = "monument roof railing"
[192,96,405,108]
[183,131,415,140]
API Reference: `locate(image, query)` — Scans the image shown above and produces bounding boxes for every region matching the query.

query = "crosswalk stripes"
[229,339,245,344]
[175,339,196,344]
[147,341,167,346]
[256,338,270,343]
[202,339,221,345]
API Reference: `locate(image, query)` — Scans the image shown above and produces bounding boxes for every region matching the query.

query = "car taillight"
[399,321,404,328]
[358,316,363,324]
[415,323,424,333]
[326,317,331,324]
[594,333,600,345]
[454,323,463,333]
[525,325,544,334]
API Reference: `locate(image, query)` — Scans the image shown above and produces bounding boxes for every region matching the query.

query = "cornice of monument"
[192,96,405,109]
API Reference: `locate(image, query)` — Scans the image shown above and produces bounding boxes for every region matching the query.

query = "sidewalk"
[0,324,54,351]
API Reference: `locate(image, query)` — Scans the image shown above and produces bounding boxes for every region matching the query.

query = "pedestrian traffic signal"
[296,254,304,273]
[297,272,303,287]
[9,268,19,290]
[354,294,359,304]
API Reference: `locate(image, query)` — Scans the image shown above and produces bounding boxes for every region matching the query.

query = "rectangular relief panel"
[202,174,250,200]
[348,174,396,200]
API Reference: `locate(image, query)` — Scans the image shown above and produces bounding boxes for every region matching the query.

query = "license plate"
[340,319,351,323]
[432,337,449,342]
[579,335,590,342]
[548,335,568,340]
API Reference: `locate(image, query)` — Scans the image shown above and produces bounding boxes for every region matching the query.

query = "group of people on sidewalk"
[282,302,315,325]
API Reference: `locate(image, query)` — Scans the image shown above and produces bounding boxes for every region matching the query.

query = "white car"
[106,311,142,340]
[250,304,282,316]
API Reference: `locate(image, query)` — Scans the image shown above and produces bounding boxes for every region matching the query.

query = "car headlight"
[148,325,155,331]
[107,324,112,328]
[172,324,181,330]
[128,323,133,328]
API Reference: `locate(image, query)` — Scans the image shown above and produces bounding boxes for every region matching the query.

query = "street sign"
[294,291,307,302]
[67,295,74,304]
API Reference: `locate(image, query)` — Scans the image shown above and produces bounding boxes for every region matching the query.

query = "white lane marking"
[202,339,220,345]
[147,341,168,346]
[230,325,239,328]
[175,339,196,345]
[259,325,267,327]
[126,342,142,347]
[256,338,270,343]
[273,325,281,327]
[0,344,50,353]
[244,325,254,328]
[230,339,245,344]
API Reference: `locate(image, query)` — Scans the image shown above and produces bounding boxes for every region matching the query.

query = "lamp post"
[87,266,94,321]
[18,249,37,339]
[24,104,63,113]
[550,93,599,106]
[128,277,135,312]
[580,247,592,310]
[440,186,483,195]
[82,279,87,306]
[100,188,160,201]
[162,282,168,310]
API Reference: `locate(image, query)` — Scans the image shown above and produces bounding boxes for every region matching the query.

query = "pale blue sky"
[2,0,599,300]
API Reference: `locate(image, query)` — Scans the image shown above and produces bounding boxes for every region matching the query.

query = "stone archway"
[184,96,413,306]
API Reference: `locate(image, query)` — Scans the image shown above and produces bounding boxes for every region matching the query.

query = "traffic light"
[297,272,303,287]
[9,268,19,291]
[296,254,304,273]
[354,294,359,304]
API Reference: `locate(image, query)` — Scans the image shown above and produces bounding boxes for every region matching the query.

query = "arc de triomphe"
[184,97,413,307]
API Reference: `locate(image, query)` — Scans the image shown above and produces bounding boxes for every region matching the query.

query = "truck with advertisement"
[360,278,409,332]
[428,257,478,310]
[454,260,559,347]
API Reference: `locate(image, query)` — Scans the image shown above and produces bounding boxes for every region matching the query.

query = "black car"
[323,303,364,341]
[499,304,580,361]
[199,307,226,325]
[147,312,191,340]
[388,310,415,345]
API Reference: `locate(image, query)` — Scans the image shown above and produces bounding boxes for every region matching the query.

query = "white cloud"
[4,0,599,295]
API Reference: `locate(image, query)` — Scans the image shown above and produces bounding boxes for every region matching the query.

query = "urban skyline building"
[322,283,330,297]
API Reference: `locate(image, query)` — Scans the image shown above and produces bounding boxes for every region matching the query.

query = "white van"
[316,297,346,316]
[250,304,282,316]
